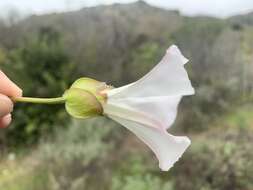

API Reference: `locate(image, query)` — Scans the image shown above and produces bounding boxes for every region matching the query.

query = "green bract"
[63,88,103,119]
[63,78,109,119]
[71,77,108,103]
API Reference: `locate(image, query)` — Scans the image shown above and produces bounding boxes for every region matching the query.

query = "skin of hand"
[0,70,22,128]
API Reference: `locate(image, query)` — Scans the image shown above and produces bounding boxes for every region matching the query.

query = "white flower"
[103,45,194,171]
[64,45,194,171]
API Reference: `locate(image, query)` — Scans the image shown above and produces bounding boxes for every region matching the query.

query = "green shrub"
[2,27,77,147]
[173,128,253,190]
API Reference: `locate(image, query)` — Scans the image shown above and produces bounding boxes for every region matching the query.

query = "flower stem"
[12,96,66,104]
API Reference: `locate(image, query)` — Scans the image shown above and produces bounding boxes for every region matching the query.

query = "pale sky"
[0,0,253,18]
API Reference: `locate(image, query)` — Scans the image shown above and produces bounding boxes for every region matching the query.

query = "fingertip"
[0,94,13,117]
[0,70,22,97]
[8,81,23,98]
[14,87,23,97]
[0,114,12,128]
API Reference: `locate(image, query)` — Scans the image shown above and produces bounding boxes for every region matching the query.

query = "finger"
[0,94,13,117]
[0,70,22,97]
[0,114,11,128]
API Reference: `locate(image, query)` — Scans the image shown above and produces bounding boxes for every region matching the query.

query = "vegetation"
[0,1,253,189]
[1,27,77,147]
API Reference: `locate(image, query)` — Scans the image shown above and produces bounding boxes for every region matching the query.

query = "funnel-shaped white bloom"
[103,45,194,171]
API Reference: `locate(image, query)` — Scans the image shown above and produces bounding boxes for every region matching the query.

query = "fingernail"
[0,94,13,117]
[0,114,12,128]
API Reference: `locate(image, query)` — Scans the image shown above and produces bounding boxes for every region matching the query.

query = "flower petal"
[104,95,181,129]
[107,45,194,99]
[108,114,191,171]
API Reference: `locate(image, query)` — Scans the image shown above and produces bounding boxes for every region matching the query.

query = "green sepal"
[63,88,103,119]
[70,77,108,102]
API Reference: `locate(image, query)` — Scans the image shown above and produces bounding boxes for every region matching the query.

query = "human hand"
[0,70,22,128]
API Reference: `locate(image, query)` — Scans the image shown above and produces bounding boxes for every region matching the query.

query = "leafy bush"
[1,27,77,147]
[173,128,253,190]
[111,174,174,190]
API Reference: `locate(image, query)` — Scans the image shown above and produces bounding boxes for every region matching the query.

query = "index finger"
[0,70,22,97]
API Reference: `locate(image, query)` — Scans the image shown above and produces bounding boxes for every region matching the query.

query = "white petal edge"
[108,114,191,171]
[107,45,194,99]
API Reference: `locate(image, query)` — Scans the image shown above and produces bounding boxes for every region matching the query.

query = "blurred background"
[0,0,253,189]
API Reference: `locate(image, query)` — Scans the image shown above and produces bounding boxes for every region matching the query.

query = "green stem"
[12,96,66,104]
